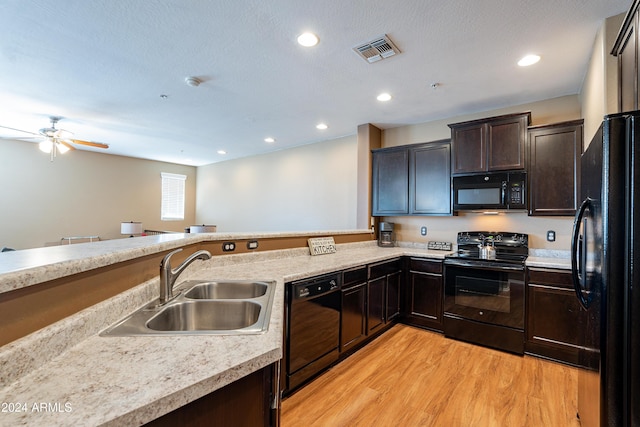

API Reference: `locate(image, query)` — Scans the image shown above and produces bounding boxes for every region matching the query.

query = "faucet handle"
[161,248,183,268]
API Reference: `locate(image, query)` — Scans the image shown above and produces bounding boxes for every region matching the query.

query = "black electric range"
[444,231,529,269]
[443,231,529,354]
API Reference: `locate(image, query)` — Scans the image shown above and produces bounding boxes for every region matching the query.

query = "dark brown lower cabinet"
[526,268,585,366]
[368,259,402,335]
[341,266,368,353]
[144,362,279,427]
[403,258,443,332]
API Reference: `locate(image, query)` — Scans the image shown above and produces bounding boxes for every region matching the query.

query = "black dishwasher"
[286,272,341,392]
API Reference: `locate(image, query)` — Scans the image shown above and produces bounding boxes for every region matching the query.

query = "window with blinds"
[161,172,186,220]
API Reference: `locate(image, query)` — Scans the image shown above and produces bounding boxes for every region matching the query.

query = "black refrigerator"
[572,111,640,426]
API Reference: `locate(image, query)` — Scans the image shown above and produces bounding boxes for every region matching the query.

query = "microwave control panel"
[508,178,526,208]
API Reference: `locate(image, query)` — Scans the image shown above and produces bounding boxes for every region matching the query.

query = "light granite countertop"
[0,229,374,295]
[0,240,449,426]
[526,249,571,270]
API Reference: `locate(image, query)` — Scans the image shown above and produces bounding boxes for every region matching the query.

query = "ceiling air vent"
[353,35,400,63]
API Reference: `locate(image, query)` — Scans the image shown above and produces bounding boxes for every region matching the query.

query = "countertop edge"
[0,229,374,294]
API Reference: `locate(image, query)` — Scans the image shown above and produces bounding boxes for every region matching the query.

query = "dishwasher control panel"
[292,274,340,299]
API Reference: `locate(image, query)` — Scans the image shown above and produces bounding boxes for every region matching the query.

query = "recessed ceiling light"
[316,123,328,130]
[264,137,275,143]
[377,93,392,102]
[518,54,540,67]
[217,150,227,155]
[297,32,319,47]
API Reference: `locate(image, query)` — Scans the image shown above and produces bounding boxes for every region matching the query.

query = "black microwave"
[452,172,526,211]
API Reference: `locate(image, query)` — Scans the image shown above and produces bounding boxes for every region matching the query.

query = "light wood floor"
[281,324,580,427]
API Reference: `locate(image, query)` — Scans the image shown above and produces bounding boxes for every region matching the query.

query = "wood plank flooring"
[281,324,580,427]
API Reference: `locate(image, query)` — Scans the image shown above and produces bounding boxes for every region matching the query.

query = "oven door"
[444,260,525,329]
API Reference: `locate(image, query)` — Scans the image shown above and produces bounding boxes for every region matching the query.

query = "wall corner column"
[356,123,382,230]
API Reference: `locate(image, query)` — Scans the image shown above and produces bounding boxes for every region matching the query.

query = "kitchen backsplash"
[385,212,574,250]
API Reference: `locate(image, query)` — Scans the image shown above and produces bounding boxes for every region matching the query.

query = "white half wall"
[196,135,357,232]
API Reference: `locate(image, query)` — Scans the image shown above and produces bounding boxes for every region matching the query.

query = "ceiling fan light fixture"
[39,139,53,153]
[56,142,70,154]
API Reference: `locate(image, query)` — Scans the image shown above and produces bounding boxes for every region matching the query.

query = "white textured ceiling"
[0,0,631,166]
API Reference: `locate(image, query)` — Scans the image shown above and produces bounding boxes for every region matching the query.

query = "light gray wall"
[581,12,625,144]
[196,135,357,232]
[1,139,196,250]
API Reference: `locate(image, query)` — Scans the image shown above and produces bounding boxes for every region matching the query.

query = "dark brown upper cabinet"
[371,147,409,215]
[409,140,451,215]
[371,140,452,216]
[612,0,640,112]
[448,112,531,175]
[528,120,583,216]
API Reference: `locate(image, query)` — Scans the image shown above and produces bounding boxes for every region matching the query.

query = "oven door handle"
[443,259,524,271]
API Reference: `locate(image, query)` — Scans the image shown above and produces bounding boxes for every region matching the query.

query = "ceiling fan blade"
[69,139,109,149]
[0,125,39,136]
[0,136,40,141]
[58,140,76,151]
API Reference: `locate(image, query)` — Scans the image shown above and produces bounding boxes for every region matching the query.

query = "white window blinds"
[161,172,186,220]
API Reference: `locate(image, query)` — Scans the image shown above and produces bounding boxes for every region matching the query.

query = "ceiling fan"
[0,116,109,161]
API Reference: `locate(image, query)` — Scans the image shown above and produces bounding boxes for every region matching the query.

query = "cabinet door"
[410,141,451,215]
[487,115,527,171]
[408,271,443,331]
[386,271,401,322]
[450,124,485,174]
[528,121,583,216]
[341,283,367,352]
[367,276,386,334]
[372,148,409,215]
[450,112,529,174]
[526,269,585,366]
[618,18,638,112]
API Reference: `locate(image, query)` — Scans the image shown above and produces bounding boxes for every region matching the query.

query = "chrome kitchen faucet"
[159,248,211,305]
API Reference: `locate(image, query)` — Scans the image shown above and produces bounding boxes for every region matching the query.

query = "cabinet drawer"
[528,268,572,289]
[343,266,367,288]
[409,258,442,274]
[369,258,402,279]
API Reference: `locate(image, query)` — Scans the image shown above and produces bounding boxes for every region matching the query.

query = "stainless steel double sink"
[100,280,276,336]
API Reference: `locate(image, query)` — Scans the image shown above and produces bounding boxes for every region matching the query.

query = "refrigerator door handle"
[571,197,591,309]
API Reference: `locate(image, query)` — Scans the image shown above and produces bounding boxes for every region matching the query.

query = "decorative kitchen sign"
[308,237,337,256]
[427,241,453,251]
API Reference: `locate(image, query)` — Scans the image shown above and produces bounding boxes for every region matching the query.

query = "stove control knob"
[495,234,502,242]
[520,236,527,244]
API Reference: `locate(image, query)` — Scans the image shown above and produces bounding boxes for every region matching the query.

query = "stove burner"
[446,231,529,265]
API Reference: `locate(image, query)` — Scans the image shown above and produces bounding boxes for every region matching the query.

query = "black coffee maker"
[378,222,395,247]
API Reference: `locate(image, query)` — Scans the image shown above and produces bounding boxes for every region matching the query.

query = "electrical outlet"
[222,242,236,252]
[420,226,427,236]
[546,230,556,242]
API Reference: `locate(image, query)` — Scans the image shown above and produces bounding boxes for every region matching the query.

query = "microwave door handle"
[501,181,507,205]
